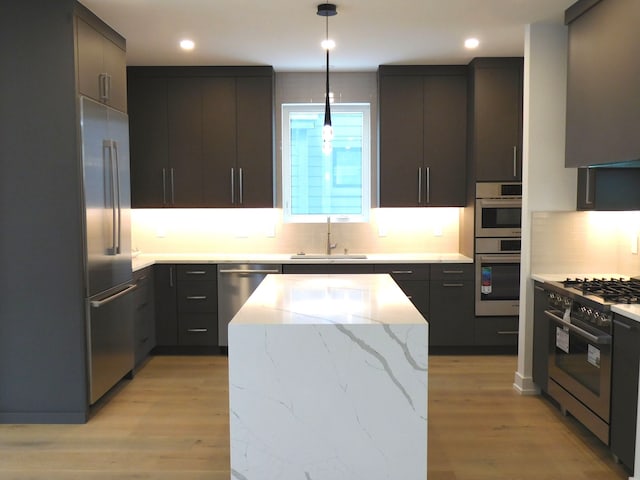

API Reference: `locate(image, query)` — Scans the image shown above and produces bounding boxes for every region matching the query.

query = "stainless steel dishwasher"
[217,264,282,346]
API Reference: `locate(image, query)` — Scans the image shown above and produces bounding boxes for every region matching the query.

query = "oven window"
[553,327,603,395]
[481,207,521,229]
[479,262,520,300]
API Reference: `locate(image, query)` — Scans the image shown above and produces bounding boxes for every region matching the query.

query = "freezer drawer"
[88,284,136,404]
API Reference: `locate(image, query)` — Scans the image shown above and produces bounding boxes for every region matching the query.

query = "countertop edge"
[611,305,640,323]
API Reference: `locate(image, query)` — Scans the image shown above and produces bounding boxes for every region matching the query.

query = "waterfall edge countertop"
[228,273,429,480]
[132,252,472,272]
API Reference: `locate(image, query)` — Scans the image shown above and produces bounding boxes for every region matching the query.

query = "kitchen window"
[282,103,370,223]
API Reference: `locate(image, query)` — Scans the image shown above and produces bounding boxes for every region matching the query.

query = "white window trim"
[281,102,371,224]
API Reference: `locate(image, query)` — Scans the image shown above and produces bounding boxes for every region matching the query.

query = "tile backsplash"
[131,207,461,255]
[531,210,640,276]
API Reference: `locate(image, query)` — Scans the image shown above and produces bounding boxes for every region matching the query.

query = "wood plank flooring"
[0,355,630,479]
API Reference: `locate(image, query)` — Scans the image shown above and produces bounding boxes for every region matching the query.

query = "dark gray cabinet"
[379,66,468,207]
[469,58,523,182]
[610,313,639,473]
[76,15,127,112]
[133,267,156,366]
[127,67,274,208]
[532,283,549,392]
[565,0,640,167]
[474,316,519,347]
[154,264,218,347]
[374,264,430,319]
[577,167,640,211]
[430,264,474,346]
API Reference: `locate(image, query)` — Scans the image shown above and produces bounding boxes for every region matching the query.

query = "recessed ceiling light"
[180,39,195,51]
[464,38,480,49]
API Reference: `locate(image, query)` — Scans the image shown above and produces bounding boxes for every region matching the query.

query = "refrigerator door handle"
[103,140,117,255]
[112,140,122,254]
[90,284,137,308]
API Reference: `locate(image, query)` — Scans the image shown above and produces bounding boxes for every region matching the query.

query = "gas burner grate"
[562,278,640,304]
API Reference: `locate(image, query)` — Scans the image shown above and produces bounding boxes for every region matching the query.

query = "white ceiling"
[79,0,576,71]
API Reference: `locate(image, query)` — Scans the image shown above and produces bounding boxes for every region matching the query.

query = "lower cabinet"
[430,264,474,347]
[474,316,519,347]
[610,313,639,473]
[133,266,156,365]
[153,264,218,348]
[282,264,375,274]
[373,264,429,319]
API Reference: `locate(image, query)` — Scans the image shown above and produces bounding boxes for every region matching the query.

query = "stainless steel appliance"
[217,264,282,346]
[475,238,520,316]
[81,96,135,405]
[539,277,640,444]
[475,182,522,238]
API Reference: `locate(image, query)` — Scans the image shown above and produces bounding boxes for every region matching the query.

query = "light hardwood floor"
[0,355,630,479]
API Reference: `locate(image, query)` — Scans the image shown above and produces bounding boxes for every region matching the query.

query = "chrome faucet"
[326,216,337,255]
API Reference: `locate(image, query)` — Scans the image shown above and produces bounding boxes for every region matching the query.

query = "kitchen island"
[228,273,428,480]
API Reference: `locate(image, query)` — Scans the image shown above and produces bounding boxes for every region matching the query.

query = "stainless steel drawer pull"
[443,283,464,287]
[406,295,413,300]
[391,270,413,275]
[442,270,464,274]
[186,296,207,300]
[513,145,518,178]
[187,328,208,333]
[613,319,634,331]
[497,331,519,335]
[185,270,207,275]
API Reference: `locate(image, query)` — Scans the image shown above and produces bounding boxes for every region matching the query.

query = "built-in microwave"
[475,182,522,238]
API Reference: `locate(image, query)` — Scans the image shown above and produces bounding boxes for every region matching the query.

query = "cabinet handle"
[239,167,244,205]
[186,296,207,300]
[613,319,634,331]
[162,168,167,205]
[104,73,112,102]
[185,270,207,275]
[187,328,208,333]
[513,146,518,178]
[443,283,464,287]
[406,295,413,300]
[99,73,109,101]
[391,270,413,275]
[169,266,174,288]
[498,330,519,336]
[585,168,593,205]
[417,167,422,204]
[231,167,235,204]
[426,166,431,204]
[170,168,175,205]
[442,270,464,274]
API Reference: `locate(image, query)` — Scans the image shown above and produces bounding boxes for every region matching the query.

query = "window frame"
[281,102,371,224]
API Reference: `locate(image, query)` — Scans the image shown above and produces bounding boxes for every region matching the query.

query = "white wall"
[514,22,575,395]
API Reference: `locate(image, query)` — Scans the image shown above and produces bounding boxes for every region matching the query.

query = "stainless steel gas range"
[538,276,640,445]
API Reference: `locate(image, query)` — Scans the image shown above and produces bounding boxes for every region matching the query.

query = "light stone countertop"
[611,304,640,323]
[132,252,473,272]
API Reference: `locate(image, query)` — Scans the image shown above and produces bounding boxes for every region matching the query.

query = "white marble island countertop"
[228,274,428,480]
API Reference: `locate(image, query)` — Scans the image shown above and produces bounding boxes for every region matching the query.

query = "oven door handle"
[477,199,522,208]
[544,309,611,345]
[478,254,520,263]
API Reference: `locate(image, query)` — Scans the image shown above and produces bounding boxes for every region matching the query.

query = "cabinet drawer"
[373,264,429,281]
[430,263,473,280]
[474,316,519,346]
[177,281,217,312]
[177,264,217,282]
[179,313,217,346]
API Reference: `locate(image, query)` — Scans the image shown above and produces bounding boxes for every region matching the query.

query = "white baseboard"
[513,371,540,395]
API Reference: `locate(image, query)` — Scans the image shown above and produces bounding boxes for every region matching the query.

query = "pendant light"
[317,3,337,154]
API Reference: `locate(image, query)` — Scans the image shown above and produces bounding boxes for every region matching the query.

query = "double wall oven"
[474,182,522,316]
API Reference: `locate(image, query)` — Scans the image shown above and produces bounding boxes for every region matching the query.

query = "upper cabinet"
[468,58,524,182]
[76,12,127,112]
[379,66,468,207]
[127,67,274,208]
[565,0,640,167]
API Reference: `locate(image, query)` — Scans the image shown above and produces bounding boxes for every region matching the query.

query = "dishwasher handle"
[90,284,137,308]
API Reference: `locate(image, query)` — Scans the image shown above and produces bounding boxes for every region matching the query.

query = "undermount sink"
[290,254,368,260]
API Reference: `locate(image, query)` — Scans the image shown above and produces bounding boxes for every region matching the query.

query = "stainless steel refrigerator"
[80,96,136,405]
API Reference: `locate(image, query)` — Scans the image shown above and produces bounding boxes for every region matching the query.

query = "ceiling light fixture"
[317,3,337,155]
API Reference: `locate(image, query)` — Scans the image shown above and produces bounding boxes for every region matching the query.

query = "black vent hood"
[578,163,640,211]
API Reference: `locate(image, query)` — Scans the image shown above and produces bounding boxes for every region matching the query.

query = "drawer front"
[177,281,217,312]
[430,263,473,281]
[177,264,217,282]
[179,313,217,346]
[373,264,429,281]
[394,280,429,318]
[474,316,519,346]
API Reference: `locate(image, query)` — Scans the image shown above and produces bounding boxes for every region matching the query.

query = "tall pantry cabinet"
[0,1,126,423]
